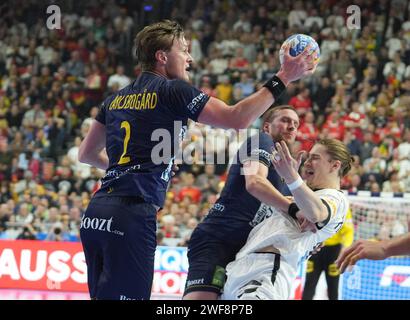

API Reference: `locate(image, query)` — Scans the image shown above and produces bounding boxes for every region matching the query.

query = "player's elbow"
[231,114,252,130]
[78,146,90,164]
[234,119,251,130]
[309,207,330,224]
[228,108,252,130]
[245,176,261,194]
[222,118,249,130]
[78,150,87,164]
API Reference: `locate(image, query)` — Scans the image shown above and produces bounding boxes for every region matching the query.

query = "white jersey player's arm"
[291,185,331,224]
[271,141,333,224]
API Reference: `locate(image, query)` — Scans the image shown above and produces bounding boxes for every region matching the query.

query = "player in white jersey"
[221,139,353,300]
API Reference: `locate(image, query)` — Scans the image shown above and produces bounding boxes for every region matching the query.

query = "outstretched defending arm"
[336,230,410,273]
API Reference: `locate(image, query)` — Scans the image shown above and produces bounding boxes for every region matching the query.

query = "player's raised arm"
[271,140,327,223]
[197,44,316,130]
[272,139,353,225]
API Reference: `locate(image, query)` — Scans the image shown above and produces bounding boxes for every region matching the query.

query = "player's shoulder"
[259,131,272,142]
[148,77,190,93]
[117,80,138,95]
[315,188,344,196]
[316,188,348,203]
[243,131,272,146]
[100,92,118,109]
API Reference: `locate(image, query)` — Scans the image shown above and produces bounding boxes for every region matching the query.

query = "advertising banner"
[341,256,410,300]
[0,240,305,299]
[0,240,86,292]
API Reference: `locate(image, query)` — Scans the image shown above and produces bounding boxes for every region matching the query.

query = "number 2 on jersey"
[118,121,131,164]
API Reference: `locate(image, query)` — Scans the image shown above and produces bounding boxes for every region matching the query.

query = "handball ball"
[279,34,320,66]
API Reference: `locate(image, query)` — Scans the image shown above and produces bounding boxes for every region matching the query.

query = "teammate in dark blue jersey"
[184,106,301,300]
[78,20,316,300]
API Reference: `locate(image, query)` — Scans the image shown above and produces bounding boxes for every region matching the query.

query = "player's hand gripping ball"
[279,34,320,67]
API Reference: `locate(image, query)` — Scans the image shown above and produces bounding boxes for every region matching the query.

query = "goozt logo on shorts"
[80,216,124,236]
[119,295,137,300]
[186,278,204,287]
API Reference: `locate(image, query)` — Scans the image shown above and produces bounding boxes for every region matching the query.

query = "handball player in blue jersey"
[183,106,302,300]
[78,20,316,300]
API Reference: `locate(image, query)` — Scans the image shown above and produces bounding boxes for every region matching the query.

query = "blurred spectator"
[382,171,405,192]
[157,230,165,246]
[177,173,202,203]
[344,129,362,157]
[199,76,216,97]
[160,214,180,239]
[195,164,220,197]
[15,203,34,225]
[215,75,233,104]
[383,51,406,82]
[35,38,55,66]
[16,224,37,240]
[233,71,255,99]
[178,217,199,246]
[363,147,387,181]
[343,102,367,141]
[304,8,324,30]
[288,1,307,28]
[330,49,352,80]
[64,51,85,78]
[348,174,363,192]
[398,130,410,161]
[297,111,319,151]
[45,222,69,242]
[360,131,377,162]
[289,88,312,118]
[107,65,131,90]
[0,203,11,232]
[230,47,250,71]
[322,109,345,140]
[313,77,335,123]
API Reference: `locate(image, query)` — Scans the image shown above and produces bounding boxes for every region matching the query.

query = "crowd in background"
[0,0,410,245]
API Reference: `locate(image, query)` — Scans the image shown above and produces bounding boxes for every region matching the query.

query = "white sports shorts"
[221,252,295,300]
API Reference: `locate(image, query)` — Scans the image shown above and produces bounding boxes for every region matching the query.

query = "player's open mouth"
[306,170,314,176]
[186,66,192,72]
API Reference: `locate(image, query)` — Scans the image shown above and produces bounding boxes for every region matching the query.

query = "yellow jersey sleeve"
[324,208,354,246]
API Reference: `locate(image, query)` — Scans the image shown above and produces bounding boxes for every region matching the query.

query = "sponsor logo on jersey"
[211,203,225,212]
[187,92,206,113]
[250,149,271,165]
[250,203,276,227]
